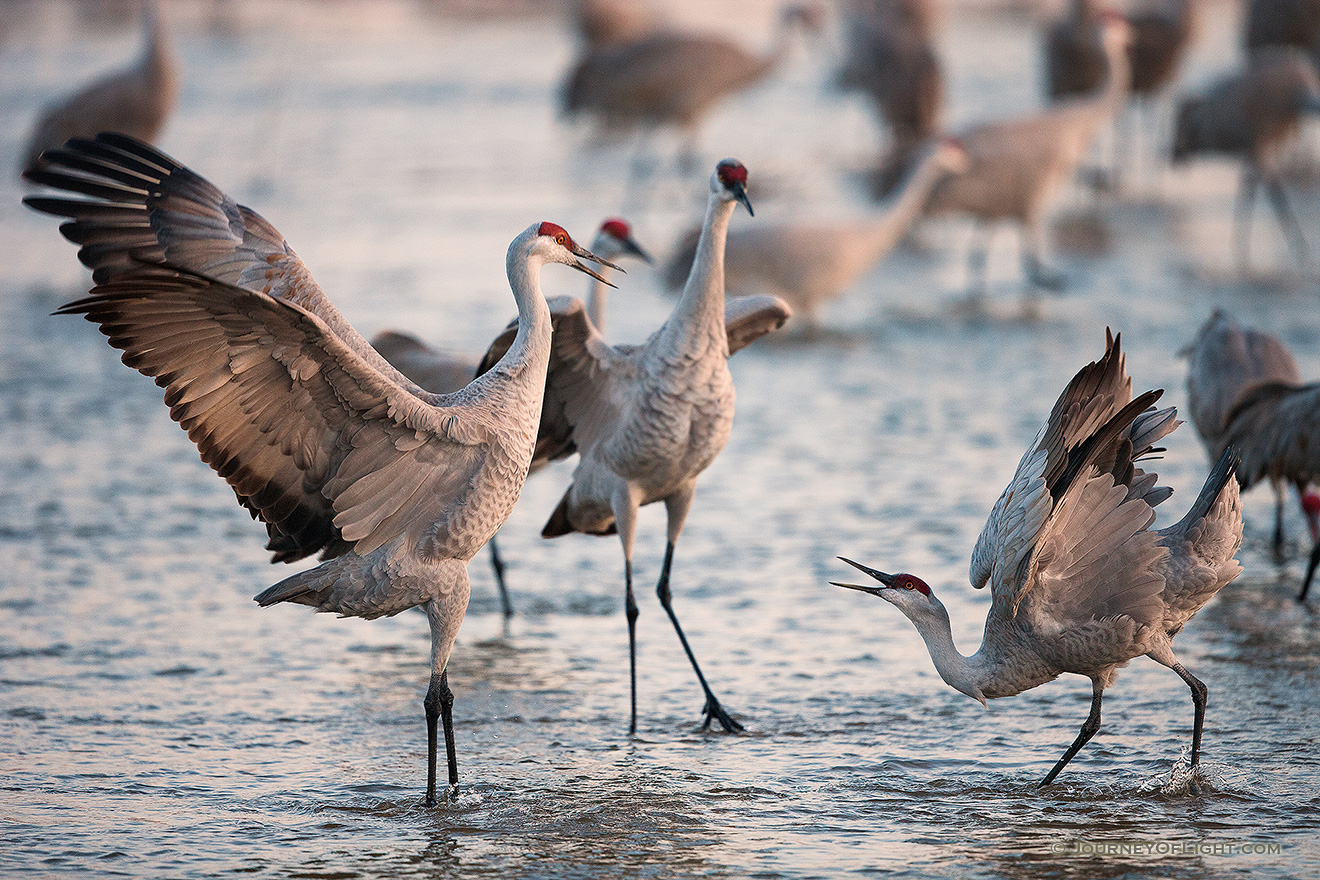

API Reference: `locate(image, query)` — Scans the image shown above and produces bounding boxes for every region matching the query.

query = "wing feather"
[57,265,495,562]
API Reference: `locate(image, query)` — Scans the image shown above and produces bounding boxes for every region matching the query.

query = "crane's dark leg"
[1233,169,1259,273]
[1271,480,1287,561]
[1170,663,1208,767]
[657,488,741,733]
[488,537,513,618]
[655,542,743,733]
[613,488,642,735]
[1300,540,1320,602]
[625,557,640,734]
[1040,682,1103,786]
[1264,176,1308,263]
[423,669,458,806]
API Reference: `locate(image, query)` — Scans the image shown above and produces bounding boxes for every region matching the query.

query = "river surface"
[1,1,1318,877]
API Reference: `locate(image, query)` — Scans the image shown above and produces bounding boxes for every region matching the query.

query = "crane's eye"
[556,234,566,245]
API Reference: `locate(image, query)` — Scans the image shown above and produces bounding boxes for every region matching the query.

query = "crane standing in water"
[1172,48,1320,270]
[484,160,788,735]
[25,134,622,806]
[835,332,1243,785]
[923,13,1133,304]
[561,4,821,178]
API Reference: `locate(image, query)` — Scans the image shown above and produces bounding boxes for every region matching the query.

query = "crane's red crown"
[716,160,748,187]
[1303,491,1320,518]
[537,221,572,245]
[600,218,631,239]
[895,574,931,596]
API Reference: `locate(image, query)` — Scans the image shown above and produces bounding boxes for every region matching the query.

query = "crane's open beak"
[568,242,625,288]
[731,182,754,217]
[830,557,897,595]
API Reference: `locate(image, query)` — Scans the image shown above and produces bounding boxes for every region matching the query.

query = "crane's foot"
[423,783,459,809]
[699,695,744,733]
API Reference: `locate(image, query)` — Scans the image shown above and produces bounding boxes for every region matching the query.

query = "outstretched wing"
[725,294,792,355]
[25,132,434,402]
[1017,459,1168,645]
[969,330,1134,592]
[25,133,309,293]
[372,330,480,394]
[1221,381,1320,490]
[58,265,495,565]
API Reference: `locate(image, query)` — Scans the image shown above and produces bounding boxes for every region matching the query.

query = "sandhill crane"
[1172,48,1320,270]
[369,218,653,617]
[924,12,1133,302]
[1183,309,1310,558]
[574,0,660,49]
[834,331,1243,785]
[476,160,789,735]
[25,134,622,805]
[1219,378,1320,602]
[20,0,178,177]
[561,4,822,174]
[662,138,967,323]
[835,0,944,195]
[1244,0,1320,66]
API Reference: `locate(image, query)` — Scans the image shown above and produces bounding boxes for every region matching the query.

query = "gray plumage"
[662,138,967,322]
[573,0,660,49]
[561,5,819,145]
[27,134,622,805]
[492,160,788,735]
[1043,0,1107,101]
[925,14,1133,297]
[370,218,654,617]
[1172,48,1320,268]
[21,0,178,177]
[836,331,1243,785]
[1216,369,1320,600]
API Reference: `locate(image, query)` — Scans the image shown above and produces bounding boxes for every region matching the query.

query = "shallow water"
[2,1,1319,878]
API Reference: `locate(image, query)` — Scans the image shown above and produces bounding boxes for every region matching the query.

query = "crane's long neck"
[860,152,949,260]
[1092,33,1131,118]
[668,191,736,345]
[902,601,989,705]
[492,241,554,407]
[586,267,614,335]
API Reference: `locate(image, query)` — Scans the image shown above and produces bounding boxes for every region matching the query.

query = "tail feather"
[1172,447,1240,536]
[541,491,576,538]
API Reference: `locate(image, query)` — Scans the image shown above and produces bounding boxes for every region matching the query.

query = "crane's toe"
[700,696,744,733]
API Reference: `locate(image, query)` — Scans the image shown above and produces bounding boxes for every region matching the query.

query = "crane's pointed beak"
[830,581,887,596]
[568,242,625,288]
[621,234,653,265]
[730,182,753,217]
[836,557,898,589]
